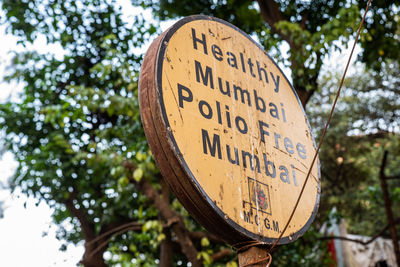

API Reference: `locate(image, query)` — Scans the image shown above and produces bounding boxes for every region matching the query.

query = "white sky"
[0,2,361,266]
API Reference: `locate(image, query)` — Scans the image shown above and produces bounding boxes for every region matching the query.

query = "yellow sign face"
[140,16,320,244]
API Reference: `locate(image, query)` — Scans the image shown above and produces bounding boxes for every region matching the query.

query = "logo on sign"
[248,178,272,215]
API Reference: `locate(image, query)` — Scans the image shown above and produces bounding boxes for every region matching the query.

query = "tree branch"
[85,224,142,262]
[256,0,293,46]
[211,248,234,262]
[64,188,95,241]
[386,175,400,180]
[351,130,393,140]
[160,180,173,267]
[64,188,108,266]
[189,231,225,244]
[319,235,367,245]
[160,229,173,267]
[86,221,143,246]
[320,217,400,246]
[321,169,345,193]
[123,161,202,267]
[300,10,308,30]
[379,150,400,266]
[140,179,202,266]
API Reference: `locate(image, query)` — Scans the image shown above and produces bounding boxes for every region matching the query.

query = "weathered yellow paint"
[145,17,320,242]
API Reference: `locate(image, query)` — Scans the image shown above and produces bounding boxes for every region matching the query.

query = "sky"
[0,2,362,266]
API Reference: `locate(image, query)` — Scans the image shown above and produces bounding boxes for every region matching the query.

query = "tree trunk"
[65,190,107,266]
[379,151,400,267]
[296,88,314,110]
[138,177,202,266]
[160,180,173,267]
[160,230,174,267]
[81,241,108,267]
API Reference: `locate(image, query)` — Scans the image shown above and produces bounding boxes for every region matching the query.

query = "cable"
[268,0,372,254]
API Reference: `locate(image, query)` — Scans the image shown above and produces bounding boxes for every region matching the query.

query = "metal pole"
[238,246,270,267]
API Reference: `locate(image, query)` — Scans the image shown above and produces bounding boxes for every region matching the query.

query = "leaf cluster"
[1,0,399,265]
[308,61,400,236]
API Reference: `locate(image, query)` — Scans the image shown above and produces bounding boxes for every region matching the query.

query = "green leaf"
[226,261,238,267]
[200,237,210,247]
[157,233,166,242]
[133,168,144,182]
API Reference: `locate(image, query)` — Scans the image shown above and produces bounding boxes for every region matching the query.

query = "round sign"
[139,15,320,245]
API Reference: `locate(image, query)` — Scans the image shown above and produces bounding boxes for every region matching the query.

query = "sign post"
[238,246,270,266]
[139,15,320,259]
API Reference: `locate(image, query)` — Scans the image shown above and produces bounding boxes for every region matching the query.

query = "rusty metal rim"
[140,14,320,245]
[139,31,242,243]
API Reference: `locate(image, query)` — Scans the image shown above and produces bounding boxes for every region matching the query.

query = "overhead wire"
[268,0,372,255]
[236,0,373,265]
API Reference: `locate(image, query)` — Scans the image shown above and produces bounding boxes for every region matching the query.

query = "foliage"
[0,0,399,266]
[271,227,333,267]
[136,0,400,107]
[0,0,165,265]
[308,62,400,236]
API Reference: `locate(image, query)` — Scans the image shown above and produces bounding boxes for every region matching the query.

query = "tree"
[144,0,400,254]
[0,0,399,266]
[307,61,400,250]
[0,0,238,266]
[139,0,400,108]
[1,1,154,266]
